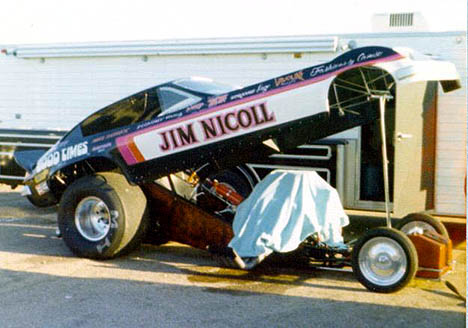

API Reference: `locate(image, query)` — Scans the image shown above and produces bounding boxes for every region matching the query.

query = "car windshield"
[173,77,238,96]
[157,87,201,115]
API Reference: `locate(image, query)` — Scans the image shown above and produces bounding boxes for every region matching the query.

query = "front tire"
[58,172,149,259]
[352,227,418,293]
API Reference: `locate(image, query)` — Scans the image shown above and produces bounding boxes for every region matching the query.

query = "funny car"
[14,46,460,292]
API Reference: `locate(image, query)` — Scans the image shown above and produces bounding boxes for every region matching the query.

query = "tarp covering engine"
[228,170,349,269]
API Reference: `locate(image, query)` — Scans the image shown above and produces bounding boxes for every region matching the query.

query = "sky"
[0,0,466,45]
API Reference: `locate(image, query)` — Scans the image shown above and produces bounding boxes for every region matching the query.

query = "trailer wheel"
[396,213,449,239]
[58,172,149,259]
[352,227,418,293]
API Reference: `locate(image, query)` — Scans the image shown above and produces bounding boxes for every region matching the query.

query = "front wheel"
[352,227,418,293]
[58,172,149,259]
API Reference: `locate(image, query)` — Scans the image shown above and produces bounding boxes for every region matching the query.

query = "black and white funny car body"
[15,46,460,292]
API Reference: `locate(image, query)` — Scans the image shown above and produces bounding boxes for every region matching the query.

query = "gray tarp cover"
[228,170,349,268]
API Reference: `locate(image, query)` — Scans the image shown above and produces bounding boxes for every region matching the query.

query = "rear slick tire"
[352,227,418,293]
[58,172,149,259]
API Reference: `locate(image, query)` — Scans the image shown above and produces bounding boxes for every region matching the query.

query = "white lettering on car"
[37,141,89,171]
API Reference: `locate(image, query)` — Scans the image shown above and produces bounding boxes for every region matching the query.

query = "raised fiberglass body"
[16,45,459,207]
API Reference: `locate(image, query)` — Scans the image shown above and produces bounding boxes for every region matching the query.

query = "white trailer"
[0,14,465,216]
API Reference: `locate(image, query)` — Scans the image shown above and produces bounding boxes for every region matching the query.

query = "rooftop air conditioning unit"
[372,12,429,32]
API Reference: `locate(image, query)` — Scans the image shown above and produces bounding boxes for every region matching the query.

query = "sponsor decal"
[61,141,88,161]
[37,141,88,171]
[208,94,228,107]
[357,50,384,62]
[274,71,305,87]
[35,180,50,196]
[158,102,274,152]
[137,118,162,130]
[256,84,270,93]
[91,142,112,153]
[230,88,256,101]
[92,128,129,143]
[309,50,385,78]
[309,60,356,78]
[230,84,270,101]
[186,102,205,111]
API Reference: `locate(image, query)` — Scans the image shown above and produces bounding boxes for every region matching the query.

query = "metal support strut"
[374,94,393,228]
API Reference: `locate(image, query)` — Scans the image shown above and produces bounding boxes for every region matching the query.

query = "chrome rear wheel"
[75,196,112,242]
[58,172,149,259]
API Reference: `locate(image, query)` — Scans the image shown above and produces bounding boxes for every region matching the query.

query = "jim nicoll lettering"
[159,102,275,152]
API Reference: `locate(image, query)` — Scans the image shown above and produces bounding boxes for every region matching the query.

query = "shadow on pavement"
[0,266,464,328]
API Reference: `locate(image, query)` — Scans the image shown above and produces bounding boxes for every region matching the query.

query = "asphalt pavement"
[0,185,465,328]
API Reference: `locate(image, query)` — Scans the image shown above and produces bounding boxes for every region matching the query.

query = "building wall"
[0,32,465,215]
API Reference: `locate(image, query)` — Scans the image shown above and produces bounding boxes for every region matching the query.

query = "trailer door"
[392,81,437,218]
